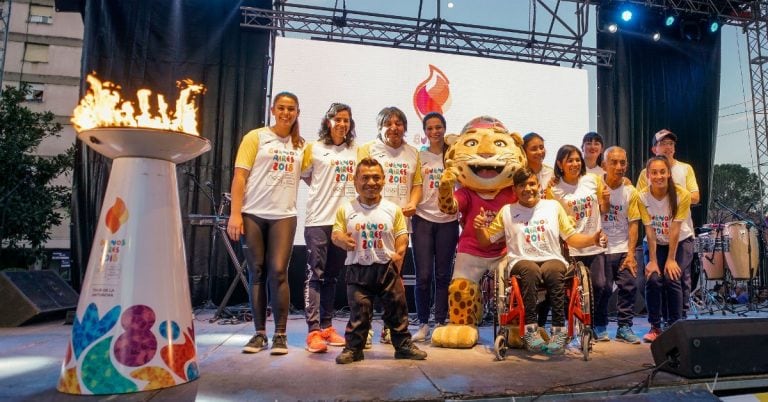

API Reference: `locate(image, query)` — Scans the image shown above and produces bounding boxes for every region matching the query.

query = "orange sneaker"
[643,327,662,343]
[306,330,328,353]
[322,327,346,347]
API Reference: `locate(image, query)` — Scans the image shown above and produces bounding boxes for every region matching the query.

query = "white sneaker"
[412,323,430,342]
[365,329,373,349]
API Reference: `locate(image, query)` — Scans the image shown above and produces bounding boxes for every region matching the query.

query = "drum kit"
[691,220,763,316]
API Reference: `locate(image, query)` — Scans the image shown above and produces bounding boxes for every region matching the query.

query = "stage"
[1,309,767,401]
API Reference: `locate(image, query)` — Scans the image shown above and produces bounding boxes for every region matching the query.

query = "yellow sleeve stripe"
[234,129,261,170]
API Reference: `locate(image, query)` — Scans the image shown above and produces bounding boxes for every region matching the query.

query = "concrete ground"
[1,309,766,401]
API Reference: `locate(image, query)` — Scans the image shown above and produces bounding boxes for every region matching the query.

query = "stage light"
[607,23,618,33]
[447,1,454,8]
[621,9,633,22]
[652,32,661,41]
[665,15,676,27]
[709,19,720,33]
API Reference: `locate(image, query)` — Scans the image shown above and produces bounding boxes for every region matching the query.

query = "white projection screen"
[271,36,589,245]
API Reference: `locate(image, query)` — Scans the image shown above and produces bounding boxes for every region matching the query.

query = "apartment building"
[1,0,83,252]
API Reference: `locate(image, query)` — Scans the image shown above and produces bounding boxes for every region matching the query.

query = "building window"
[23,43,49,63]
[23,83,45,102]
[29,5,54,24]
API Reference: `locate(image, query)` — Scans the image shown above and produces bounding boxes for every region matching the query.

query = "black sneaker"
[242,333,268,353]
[394,344,427,360]
[271,334,288,355]
[335,348,364,364]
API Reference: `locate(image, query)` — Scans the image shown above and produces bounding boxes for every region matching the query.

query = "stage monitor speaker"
[651,318,768,378]
[0,270,79,327]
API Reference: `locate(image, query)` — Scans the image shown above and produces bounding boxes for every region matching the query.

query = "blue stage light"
[665,15,675,27]
[709,20,720,33]
[621,10,633,22]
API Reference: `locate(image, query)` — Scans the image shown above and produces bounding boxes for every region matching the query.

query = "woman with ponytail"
[638,156,694,342]
[227,91,306,355]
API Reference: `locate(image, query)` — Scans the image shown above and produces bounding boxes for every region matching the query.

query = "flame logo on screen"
[412,65,451,146]
[105,197,129,234]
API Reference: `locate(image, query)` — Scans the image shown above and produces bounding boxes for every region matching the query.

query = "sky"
[285,0,757,171]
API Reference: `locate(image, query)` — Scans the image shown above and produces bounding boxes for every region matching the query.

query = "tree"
[0,85,74,265]
[708,164,763,224]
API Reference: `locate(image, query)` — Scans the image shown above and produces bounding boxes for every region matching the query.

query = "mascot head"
[445,116,526,193]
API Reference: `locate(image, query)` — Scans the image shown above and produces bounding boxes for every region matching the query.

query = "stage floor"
[1,309,767,401]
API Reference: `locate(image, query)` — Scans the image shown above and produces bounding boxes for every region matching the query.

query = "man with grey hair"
[599,146,642,344]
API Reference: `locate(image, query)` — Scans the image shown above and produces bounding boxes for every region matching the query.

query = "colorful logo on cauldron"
[412,65,452,146]
[105,197,129,234]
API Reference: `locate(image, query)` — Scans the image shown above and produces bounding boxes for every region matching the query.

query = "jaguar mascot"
[431,116,527,348]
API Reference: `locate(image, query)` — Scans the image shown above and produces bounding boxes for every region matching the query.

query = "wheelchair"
[485,259,594,361]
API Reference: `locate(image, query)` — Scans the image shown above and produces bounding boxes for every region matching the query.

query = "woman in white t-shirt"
[637,155,694,342]
[523,132,555,199]
[411,113,459,342]
[549,144,609,340]
[227,92,306,356]
[301,103,357,353]
[582,131,605,176]
[357,107,423,345]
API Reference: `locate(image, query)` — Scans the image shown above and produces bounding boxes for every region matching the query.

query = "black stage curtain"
[597,14,721,227]
[71,0,271,305]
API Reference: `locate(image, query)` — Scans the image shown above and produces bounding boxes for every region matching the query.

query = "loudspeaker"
[0,271,79,327]
[651,318,768,378]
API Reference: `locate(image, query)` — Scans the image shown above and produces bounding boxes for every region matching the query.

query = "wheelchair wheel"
[494,332,508,361]
[579,328,592,361]
[572,260,593,361]
[480,270,497,327]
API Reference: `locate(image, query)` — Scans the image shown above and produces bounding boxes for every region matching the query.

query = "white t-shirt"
[234,127,305,219]
[536,164,555,199]
[636,161,699,195]
[301,141,358,227]
[358,140,422,208]
[333,198,408,266]
[486,199,576,269]
[415,150,458,223]
[551,173,604,256]
[602,182,641,254]
[638,185,694,245]
[587,165,606,176]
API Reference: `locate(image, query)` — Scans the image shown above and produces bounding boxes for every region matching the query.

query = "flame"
[72,74,205,135]
[412,65,452,145]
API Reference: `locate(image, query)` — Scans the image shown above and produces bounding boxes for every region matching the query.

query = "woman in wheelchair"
[475,168,605,354]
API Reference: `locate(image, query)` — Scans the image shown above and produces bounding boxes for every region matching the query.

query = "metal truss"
[745,1,768,213]
[241,2,615,68]
[579,0,766,27]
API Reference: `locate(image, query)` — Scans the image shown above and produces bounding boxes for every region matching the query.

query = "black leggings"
[242,214,296,333]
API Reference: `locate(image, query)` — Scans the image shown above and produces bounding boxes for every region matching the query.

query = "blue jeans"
[644,237,694,328]
[605,252,637,327]
[304,225,345,332]
[411,215,459,324]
